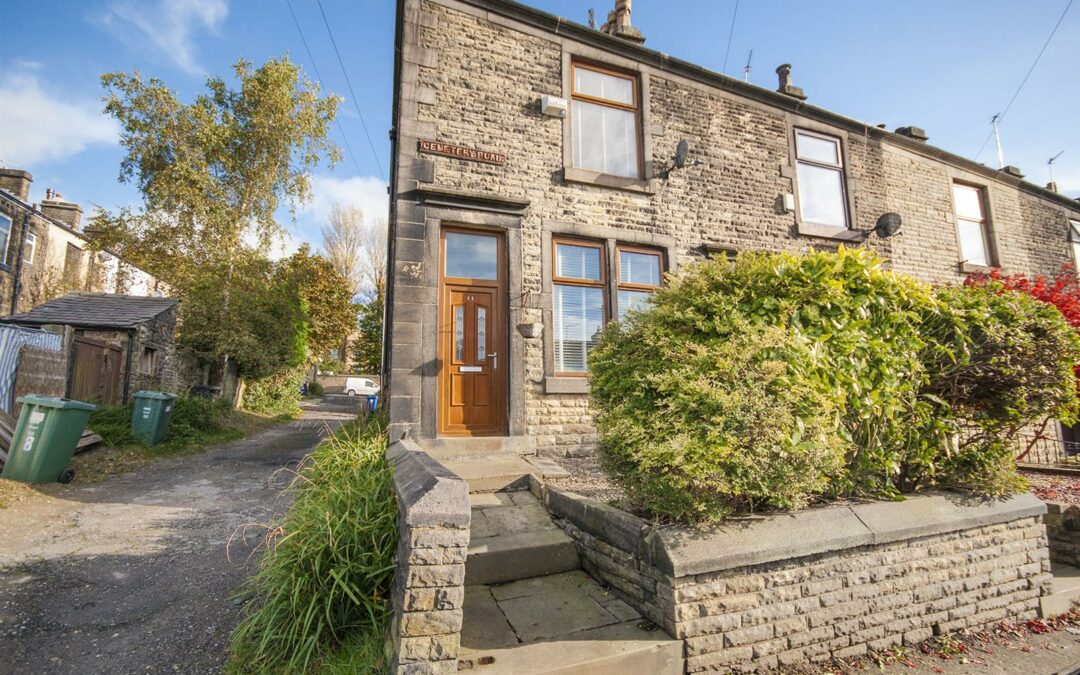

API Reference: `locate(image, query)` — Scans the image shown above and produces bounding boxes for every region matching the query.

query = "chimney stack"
[600,0,645,44]
[1047,181,1059,193]
[0,168,32,202]
[1000,165,1025,179]
[895,126,929,142]
[40,189,83,230]
[775,64,806,100]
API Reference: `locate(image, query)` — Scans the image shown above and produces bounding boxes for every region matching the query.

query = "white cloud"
[97,0,228,75]
[297,173,389,236]
[0,61,119,167]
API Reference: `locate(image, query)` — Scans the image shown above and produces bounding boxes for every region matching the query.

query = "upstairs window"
[0,213,10,265]
[23,231,36,264]
[795,130,848,228]
[552,239,606,374]
[616,245,663,320]
[953,184,992,267]
[571,63,641,179]
[1070,220,1080,272]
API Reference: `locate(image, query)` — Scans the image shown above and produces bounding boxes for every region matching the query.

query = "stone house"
[1,293,186,404]
[384,0,1080,455]
[0,167,167,317]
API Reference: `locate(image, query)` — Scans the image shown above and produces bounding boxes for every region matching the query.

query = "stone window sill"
[959,262,995,275]
[544,376,590,394]
[563,167,654,195]
[796,221,866,242]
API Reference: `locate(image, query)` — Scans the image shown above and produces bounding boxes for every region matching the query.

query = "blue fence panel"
[0,325,63,413]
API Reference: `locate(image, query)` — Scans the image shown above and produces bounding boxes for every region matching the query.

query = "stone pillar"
[387,440,471,674]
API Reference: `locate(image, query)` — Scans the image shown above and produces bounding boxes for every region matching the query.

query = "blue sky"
[1,0,1077,257]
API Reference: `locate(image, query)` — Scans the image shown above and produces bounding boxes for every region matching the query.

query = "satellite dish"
[874,212,902,238]
[674,140,690,169]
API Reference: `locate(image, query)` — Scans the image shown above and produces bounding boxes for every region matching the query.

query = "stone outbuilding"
[383,0,1080,456]
[1,293,184,404]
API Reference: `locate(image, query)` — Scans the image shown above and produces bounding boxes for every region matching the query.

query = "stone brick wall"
[1043,501,1080,568]
[388,0,1080,452]
[545,487,1050,672]
[387,439,471,674]
[129,307,180,393]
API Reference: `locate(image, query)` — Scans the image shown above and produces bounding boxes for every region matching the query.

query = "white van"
[344,377,380,396]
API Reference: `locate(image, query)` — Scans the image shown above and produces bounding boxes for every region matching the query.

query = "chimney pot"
[775,64,807,100]
[895,126,929,142]
[600,0,645,44]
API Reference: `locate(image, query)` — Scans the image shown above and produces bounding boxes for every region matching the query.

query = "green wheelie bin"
[1,396,96,484]
[130,391,177,446]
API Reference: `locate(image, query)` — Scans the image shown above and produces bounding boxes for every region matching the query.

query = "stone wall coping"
[546,486,1046,578]
[388,438,471,529]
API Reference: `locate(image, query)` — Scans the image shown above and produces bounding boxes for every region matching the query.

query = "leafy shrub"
[228,415,396,673]
[320,359,347,375]
[591,316,845,521]
[243,366,305,415]
[922,283,1080,492]
[590,248,1080,522]
[89,395,234,449]
[307,381,325,397]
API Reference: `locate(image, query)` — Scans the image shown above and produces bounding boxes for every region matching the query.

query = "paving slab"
[442,455,535,493]
[460,571,681,674]
[1043,562,1080,617]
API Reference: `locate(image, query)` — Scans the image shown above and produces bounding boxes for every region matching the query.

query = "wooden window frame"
[952,182,995,269]
[793,128,850,230]
[569,61,644,180]
[552,236,607,377]
[615,244,664,319]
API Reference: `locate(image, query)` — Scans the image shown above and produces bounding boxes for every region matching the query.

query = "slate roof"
[1,293,179,329]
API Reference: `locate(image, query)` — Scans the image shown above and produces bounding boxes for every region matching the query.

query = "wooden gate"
[70,336,124,405]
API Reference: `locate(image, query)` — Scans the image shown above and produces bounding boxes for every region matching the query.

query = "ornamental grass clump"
[227,415,396,674]
[590,247,1080,523]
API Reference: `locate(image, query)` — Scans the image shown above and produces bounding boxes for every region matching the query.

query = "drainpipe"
[122,327,135,405]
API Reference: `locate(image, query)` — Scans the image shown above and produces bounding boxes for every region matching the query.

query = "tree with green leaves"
[352,292,383,374]
[88,57,339,377]
[278,244,358,363]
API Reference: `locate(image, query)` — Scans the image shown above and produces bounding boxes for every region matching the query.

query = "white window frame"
[0,213,11,266]
[23,231,36,265]
[1070,220,1080,274]
[952,182,994,268]
[793,128,850,230]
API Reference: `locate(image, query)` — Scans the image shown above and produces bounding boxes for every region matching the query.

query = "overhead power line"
[315,0,387,182]
[973,0,1074,161]
[721,0,740,75]
[284,0,375,208]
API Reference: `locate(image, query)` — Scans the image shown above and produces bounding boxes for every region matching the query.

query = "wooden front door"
[438,228,507,436]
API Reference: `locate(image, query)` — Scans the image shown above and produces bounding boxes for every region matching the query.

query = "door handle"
[489,352,498,369]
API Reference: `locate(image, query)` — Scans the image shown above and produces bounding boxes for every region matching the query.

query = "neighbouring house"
[383,0,1080,454]
[0,167,167,317]
[0,293,191,405]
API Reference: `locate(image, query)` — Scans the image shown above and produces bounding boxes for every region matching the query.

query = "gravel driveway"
[0,398,357,675]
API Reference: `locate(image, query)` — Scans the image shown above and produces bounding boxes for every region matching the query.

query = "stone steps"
[466,491,579,585]
[1042,562,1080,617]
[419,436,536,461]
[443,455,568,493]
[459,571,682,675]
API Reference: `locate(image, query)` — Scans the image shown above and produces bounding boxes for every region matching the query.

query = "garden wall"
[546,489,1051,672]
[386,439,471,675]
[1043,501,1080,568]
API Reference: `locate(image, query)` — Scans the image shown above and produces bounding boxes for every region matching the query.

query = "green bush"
[88,394,235,450]
[243,366,305,416]
[590,247,1080,522]
[307,381,325,397]
[228,415,396,674]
